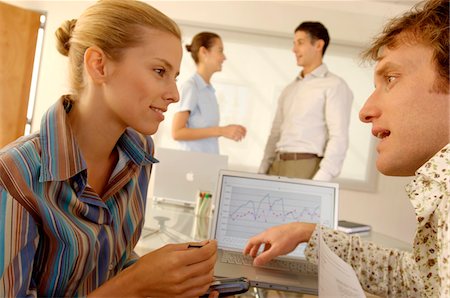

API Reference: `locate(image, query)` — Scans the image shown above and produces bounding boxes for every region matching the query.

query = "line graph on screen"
[221,185,321,239]
[230,193,320,222]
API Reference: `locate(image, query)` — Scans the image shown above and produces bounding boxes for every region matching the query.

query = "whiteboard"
[153,23,378,192]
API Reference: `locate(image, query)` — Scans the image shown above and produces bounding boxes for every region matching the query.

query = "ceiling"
[281,0,423,18]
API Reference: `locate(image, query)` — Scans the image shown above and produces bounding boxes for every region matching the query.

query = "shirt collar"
[39,96,158,182]
[40,96,86,182]
[117,129,159,166]
[297,63,328,80]
[406,143,450,224]
[194,72,215,91]
[415,144,449,180]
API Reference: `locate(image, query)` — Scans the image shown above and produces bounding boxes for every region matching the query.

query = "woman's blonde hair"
[55,0,181,96]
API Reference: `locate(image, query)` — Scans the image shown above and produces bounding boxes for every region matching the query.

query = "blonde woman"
[0,1,217,297]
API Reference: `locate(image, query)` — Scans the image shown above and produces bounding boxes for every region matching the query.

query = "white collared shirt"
[259,64,353,181]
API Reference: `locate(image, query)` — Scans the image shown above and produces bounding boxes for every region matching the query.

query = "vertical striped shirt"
[0,97,158,297]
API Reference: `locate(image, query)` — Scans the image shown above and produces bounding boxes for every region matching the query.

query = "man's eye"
[386,75,397,84]
[155,68,166,77]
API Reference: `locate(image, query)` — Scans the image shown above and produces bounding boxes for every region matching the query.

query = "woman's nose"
[164,82,180,103]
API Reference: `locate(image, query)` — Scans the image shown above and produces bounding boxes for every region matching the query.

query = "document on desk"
[319,231,365,298]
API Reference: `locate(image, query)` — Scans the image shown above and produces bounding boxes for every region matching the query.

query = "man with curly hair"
[245,0,449,296]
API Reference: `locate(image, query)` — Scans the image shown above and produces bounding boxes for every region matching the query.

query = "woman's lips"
[150,106,165,121]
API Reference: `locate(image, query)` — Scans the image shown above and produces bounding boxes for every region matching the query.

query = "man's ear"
[315,39,325,54]
[84,46,107,84]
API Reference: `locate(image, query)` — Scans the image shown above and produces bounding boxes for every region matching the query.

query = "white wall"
[7,0,417,244]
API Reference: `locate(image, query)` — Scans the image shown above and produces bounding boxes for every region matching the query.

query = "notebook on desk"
[151,147,228,208]
[210,170,339,294]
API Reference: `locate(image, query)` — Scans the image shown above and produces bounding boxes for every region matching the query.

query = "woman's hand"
[220,125,246,141]
[90,240,217,298]
[243,223,316,266]
[132,240,217,297]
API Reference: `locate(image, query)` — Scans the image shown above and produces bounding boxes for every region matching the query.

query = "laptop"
[151,147,228,208]
[210,170,339,294]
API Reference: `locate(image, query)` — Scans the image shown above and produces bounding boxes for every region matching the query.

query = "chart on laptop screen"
[215,174,336,257]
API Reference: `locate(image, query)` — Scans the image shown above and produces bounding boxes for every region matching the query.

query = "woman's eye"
[154,68,166,77]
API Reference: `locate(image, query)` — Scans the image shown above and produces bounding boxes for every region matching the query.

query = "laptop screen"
[212,171,338,259]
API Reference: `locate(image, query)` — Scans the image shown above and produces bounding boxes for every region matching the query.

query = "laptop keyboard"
[221,251,318,275]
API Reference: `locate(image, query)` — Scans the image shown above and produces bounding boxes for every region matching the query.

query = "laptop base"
[214,250,318,295]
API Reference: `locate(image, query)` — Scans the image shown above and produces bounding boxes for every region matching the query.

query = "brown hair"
[55,0,181,97]
[362,0,449,93]
[295,22,330,56]
[185,32,221,64]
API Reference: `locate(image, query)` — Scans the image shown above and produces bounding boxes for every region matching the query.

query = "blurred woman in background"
[172,32,246,154]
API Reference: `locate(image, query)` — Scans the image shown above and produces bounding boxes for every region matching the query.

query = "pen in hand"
[187,244,204,249]
[187,240,210,249]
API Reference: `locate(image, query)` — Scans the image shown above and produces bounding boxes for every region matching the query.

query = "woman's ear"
[84,46,107,84]
[198,46,208,61]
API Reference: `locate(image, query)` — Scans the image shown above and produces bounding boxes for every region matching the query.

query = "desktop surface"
[136,201,411,297]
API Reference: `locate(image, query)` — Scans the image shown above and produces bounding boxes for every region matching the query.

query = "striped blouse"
[0,97,157,297]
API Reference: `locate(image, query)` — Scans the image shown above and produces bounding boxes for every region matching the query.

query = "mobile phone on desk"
[200,277,250,297]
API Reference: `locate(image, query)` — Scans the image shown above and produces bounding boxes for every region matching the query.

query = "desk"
[135,200,411,297]
[136,201,207,256]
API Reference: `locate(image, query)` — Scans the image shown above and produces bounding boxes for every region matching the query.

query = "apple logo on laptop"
[186,171,195,182]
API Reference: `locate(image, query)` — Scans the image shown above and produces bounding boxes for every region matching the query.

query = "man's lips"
[373,129,391,139]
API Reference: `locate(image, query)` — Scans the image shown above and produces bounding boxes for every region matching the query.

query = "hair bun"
[185,44,192,52]
[55,19,77,56]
